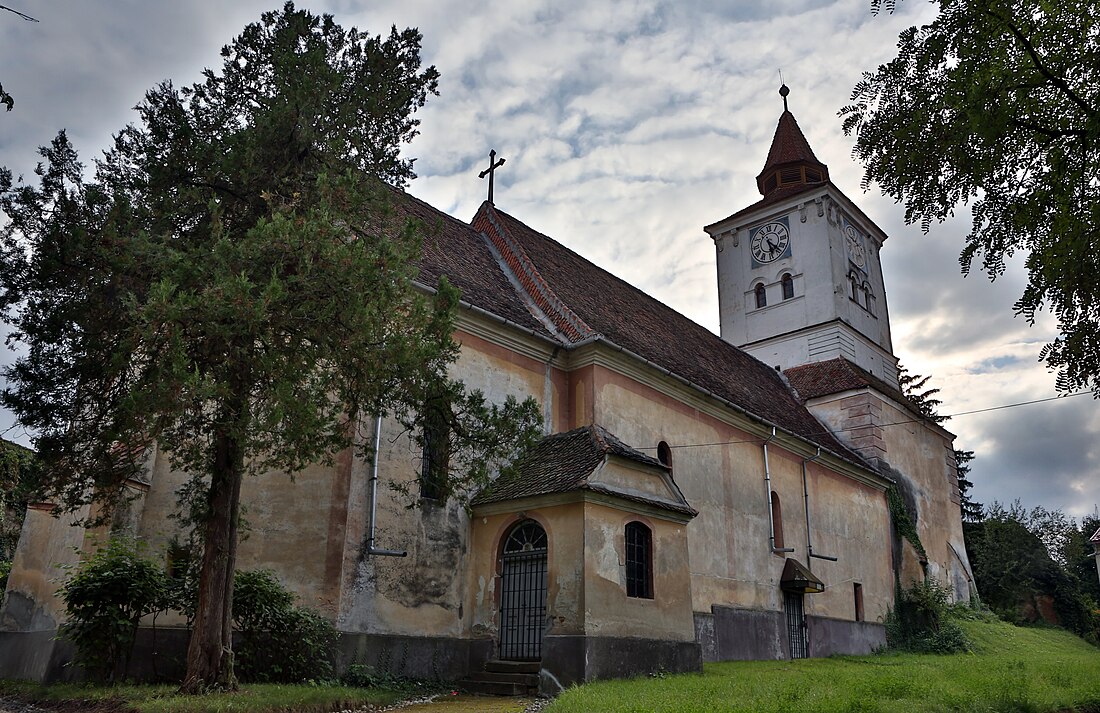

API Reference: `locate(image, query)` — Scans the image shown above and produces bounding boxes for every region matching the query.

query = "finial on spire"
[779,83,790,113]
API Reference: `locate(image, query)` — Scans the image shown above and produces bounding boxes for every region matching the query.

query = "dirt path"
[386,695,540,713]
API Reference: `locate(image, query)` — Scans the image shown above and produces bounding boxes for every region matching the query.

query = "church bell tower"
[704,86,900,388]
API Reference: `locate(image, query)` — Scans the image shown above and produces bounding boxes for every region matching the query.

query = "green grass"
[0,681,408,713]
[547,618,1100,713]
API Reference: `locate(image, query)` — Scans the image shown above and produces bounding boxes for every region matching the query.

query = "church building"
[0,90,974,693]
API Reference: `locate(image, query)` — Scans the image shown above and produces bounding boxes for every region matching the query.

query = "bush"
[884,578,971,654]
[233,569,338,683]
[57,537,172,681]
[0,558,11,590]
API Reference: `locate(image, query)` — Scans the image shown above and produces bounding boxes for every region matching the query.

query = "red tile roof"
[784,357,913,415]
[472,424,696,516]
[477,203,860,463]
[760,111,827,177]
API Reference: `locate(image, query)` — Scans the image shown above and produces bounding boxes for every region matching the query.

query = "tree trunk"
[180,425,245,693]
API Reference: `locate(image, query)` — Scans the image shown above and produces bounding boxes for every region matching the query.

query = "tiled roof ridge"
[472,203,596,343]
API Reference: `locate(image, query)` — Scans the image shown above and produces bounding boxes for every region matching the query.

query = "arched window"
[862,281,875,314]
[848,273,858,301]
[771,491,785,551]
[625,522,653,599]
[755,283,767,309]
[657,441,672,470]
[781,273,794,300]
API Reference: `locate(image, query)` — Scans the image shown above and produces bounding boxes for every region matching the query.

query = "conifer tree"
[0,3,540,691]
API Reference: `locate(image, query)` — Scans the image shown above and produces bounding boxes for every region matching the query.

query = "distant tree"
[897,363,946,423]
[966,501,1099,640]
[843,0,1100,395]
[0,3,540,692]
[954,449,982,523]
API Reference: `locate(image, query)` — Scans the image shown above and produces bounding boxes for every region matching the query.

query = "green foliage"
[884,578,970,653]
[232,569,338,684]
[843,0,1100,395]
[0,1,539,688]
[0,557,11,590]
[887,485,926,561]
[341,663,445,695]
[0,681,406,713]
[954,449,982,523]
[0,82,11,112]
[545,618,1100,713]
[0,438,39,561]
[965,501,1099,642]
[57,537,172,682]
[896,364,945,423]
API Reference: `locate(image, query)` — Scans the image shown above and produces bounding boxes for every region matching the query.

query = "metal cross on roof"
[478,149,506,204]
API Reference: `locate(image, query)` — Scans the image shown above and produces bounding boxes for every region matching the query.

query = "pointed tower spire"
[755,85,829,198]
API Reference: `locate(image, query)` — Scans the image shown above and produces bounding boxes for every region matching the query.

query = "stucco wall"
[589,364,893,626]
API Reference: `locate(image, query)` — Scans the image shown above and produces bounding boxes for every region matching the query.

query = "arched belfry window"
[781,273,794,300]
[771,491,785,551]
[848,272,859,302]
[755,283,767,309]
[625,522,653,599]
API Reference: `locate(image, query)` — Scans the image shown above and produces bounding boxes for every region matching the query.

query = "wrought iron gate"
[498,520,548,660]
[784,591,808,659]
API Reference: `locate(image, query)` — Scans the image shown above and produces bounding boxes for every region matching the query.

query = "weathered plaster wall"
[580,502,695,641]
[806,390,974,602]
[466,504,585,648]
[588,365,893,626]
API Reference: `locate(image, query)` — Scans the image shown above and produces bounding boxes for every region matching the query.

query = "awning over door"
[780,558,825,594]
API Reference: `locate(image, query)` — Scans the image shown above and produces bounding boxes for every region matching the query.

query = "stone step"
[468,671,540,687]
[483,659,540,674]
[461,678,532,696]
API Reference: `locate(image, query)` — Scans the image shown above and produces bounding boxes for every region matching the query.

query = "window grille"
[625,522,653,599]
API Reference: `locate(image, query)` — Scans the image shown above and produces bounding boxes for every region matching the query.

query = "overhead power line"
[638,389,1094,452]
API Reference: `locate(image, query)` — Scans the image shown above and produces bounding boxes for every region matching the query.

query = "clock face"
[750,222,790,264]
[845,225,867,269]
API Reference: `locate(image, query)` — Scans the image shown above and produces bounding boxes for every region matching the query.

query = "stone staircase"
[461,660,540,696]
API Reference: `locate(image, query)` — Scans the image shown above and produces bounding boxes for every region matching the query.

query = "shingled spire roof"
[755,85,829,198]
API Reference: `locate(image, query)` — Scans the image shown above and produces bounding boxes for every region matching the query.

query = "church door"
[784,591,808,658]
[498,520,548,660]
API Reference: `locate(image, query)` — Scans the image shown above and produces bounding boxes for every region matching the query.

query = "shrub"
[0,558,11,590]
[57,537,172,681]
[233,569,338,683]
[884,578,970,654]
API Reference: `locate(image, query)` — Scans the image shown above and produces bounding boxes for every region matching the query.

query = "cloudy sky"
[1,0,1096,519]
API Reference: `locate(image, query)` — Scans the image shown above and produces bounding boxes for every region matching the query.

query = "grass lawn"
[547,618,1100,713]
[0,681,410,713]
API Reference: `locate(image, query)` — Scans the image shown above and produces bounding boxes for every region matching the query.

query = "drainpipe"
[802,447,837,567]
[764,427,794,554]
[366,414,407,557]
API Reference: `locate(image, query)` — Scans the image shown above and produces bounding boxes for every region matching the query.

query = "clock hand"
[766,238,778,255]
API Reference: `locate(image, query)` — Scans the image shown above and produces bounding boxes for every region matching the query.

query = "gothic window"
[625,522,653,599]
[781,273,794,300]
[771,491,785,550]
[657,441,672,471]
[420,397,450,501]
[755,283,767,309]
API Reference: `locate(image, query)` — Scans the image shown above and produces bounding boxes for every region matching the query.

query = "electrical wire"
[636,389,1094,452]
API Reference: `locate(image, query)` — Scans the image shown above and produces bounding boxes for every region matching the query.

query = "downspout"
[802,447,837,567]
[366,414,407,557]
[764,427,794,554]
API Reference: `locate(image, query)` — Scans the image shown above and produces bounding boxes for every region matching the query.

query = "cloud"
[1,0,1095,517]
